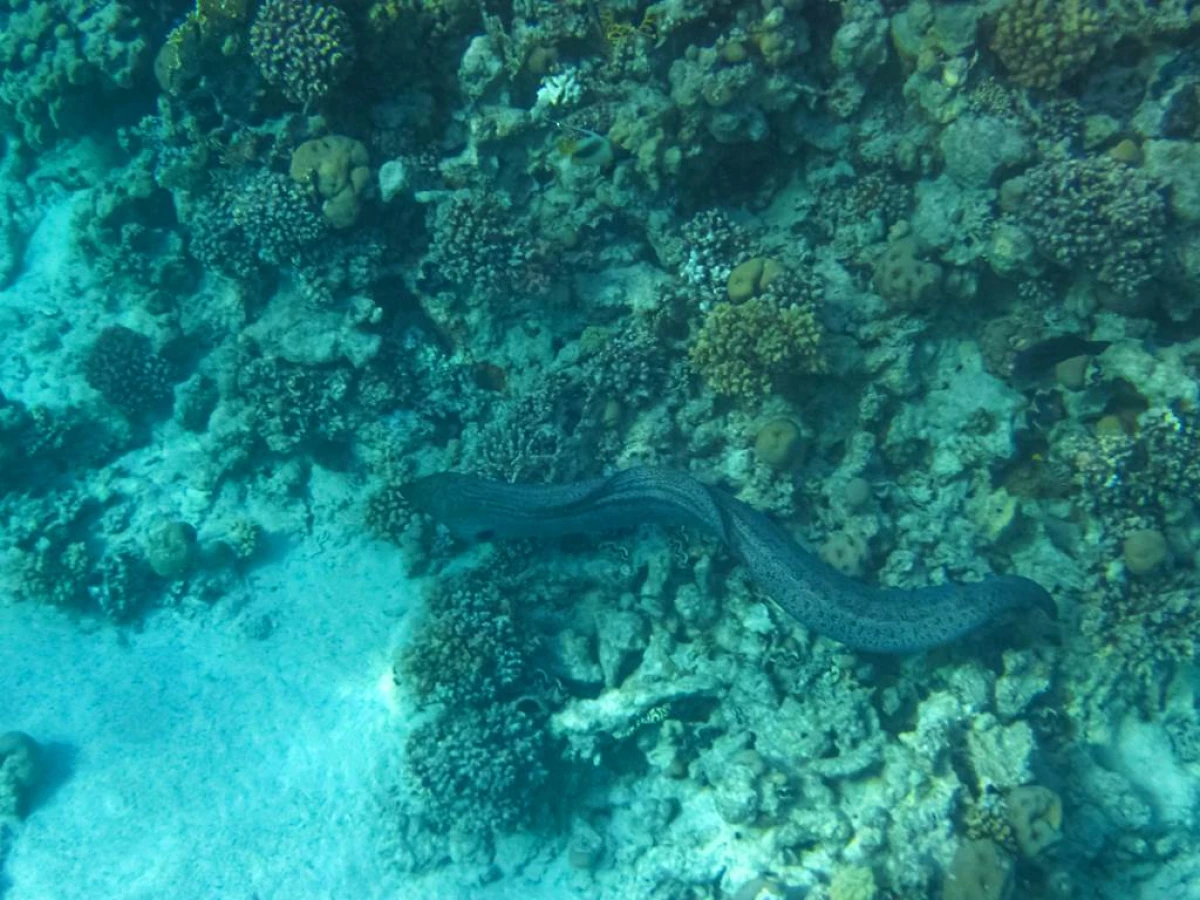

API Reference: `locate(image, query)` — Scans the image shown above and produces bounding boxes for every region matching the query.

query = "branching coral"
[6,491,148,618]
[403,703,550,835]
[673,209,754,303]
[397,578,530,706]
[991,0,1103,91]
[1058,407,1200,529]
[1081,577,1199,693]
[364,481,418,546]
[579,320,671,408]
[1052,408,1200,692]
[422,192,551,301]
[0,392,120,490]
[230,171,329,265]
[235,353,357,454]
[83,326,174,418]
[185,171,328,276]
[689,296,825,401]
[1010,155,1167,299]
[249,0,355,106]
[395,567,555,836]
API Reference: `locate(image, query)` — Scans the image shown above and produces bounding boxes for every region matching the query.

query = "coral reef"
[4,0,1200,894]
[0,0,153,146]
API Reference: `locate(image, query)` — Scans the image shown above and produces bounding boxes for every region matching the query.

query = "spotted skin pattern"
[401,468,1055,653]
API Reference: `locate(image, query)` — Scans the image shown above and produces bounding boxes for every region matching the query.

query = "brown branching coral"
[689,296,825,402]
[1010,154,1167,300]
[991,0,1103,91]
[249,0,356,106]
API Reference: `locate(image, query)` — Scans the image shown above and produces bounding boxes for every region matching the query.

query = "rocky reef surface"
[2,0,1200,897]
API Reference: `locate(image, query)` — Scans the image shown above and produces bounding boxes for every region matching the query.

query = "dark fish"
[1012,335,1111,383]
[402,467,1056,653]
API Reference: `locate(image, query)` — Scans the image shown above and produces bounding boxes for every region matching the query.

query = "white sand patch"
[0,529,415,900]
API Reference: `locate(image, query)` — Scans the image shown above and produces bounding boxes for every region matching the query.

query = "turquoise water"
[2,1,1200,897]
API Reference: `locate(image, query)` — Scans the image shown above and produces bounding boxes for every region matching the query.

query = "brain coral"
[249,0,355,106]
[289,135,371,229]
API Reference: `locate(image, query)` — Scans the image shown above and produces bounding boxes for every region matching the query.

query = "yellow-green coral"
[154,0,251,93]
[195,0,252,29]
[689,297,825,401]
[249,0,356,106]
[829,865,877,900]
[991,0,1102,91]
[289,135,371,229]
[367,0,477,36]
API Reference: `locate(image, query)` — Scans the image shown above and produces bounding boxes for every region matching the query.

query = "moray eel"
[401,467,1055,653]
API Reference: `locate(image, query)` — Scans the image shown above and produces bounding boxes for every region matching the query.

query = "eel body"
[400,467,1054,653]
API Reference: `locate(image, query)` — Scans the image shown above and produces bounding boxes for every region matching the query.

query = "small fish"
[1012,335,1111,383]
[552,121,613,167]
